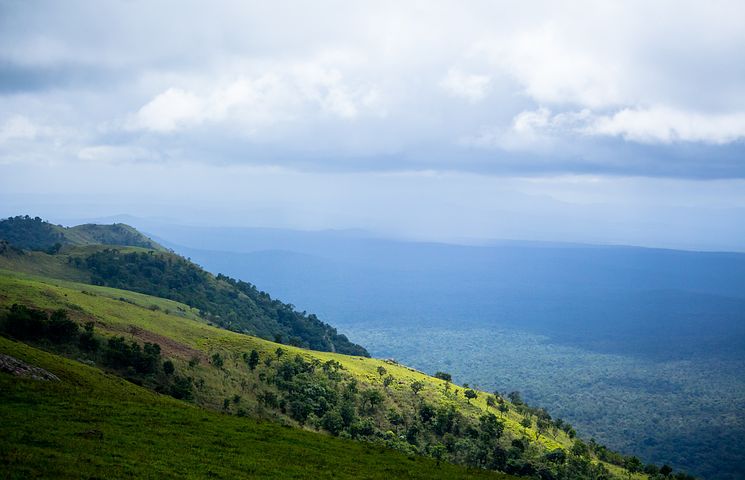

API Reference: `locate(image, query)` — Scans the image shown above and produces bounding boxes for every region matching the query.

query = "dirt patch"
[0,353,60,381]
[109,325,206,362]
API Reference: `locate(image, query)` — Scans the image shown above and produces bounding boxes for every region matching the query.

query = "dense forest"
[67,248,367,356]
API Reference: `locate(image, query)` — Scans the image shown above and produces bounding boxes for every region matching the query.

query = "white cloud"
[129,64,383,134]
[78,145,160,163]
[0,115,37,143]
[439,69,491,102]
[469,106,745,150]
[130,88,205,133]
[585,106,745,144]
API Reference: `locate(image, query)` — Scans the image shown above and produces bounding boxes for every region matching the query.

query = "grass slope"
[0,336,515,480]
[0,239,368,356]
[0,269,645,479]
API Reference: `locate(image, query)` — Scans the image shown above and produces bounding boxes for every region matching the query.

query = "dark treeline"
[67,248,368,357]
[0,304,192,400]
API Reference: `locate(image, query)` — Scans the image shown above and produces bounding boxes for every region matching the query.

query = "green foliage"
[0,272,671,480]
[0,215,163,252]
[435,371,452,382]
[1,304,78,342]
[1,338,515,479]
[72,248,368,356]
[411,380,424,395]
[246,349,260,370]
[464,389,478,403]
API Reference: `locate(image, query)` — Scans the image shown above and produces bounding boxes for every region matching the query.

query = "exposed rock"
[0,353,60,381]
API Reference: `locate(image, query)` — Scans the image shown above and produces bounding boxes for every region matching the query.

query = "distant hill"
[0,215,165,252]
[0,217,368,357]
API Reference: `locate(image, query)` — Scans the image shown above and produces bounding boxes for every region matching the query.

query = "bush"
[3,304,49,340]
[321,410,344,435]
[169,375,193,400]
[46,310,78,343]
[79,322,99,352]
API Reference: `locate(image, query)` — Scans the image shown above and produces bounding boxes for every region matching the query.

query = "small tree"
[247,349,259,371]
[377,365,387,377]
[508,391,523,405]
[486,395,496,410]
[211,352,224,368]
[383,375,394,389]
[498,403,509,418]
[275,347,285,358]
[162,359,175,375]
[431,444,446,466]
[434,371,452,382]
[660,465,673,477]
[464,389,478,403]
[520,417,532,433]
[411,380,424,396]
[79,321,99,352]
[321,410,344,435]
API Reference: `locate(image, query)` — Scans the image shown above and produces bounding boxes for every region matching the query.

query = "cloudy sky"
[1,1,744,250]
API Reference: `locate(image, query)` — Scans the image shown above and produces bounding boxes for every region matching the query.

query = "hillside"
[0,268,670,479]
[0,215,165,252]
[0,337,515,480]
[0,217,368,356]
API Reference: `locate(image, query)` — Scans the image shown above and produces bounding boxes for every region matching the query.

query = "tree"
[47,309,78,343]
[360,389,384,414]
[498,403,509,418]
[464,389,478,403]
[520,417,532,433]
[377,365,387,377]
[162,360,175,375]
[479,413,504,441]
[79,321,99,352]
[410,380,424,396]
[434,371,452,382]
[383,374,394,389]
[211,352,224,368]
[275,347,285,358]
[486,395,496,410]
[247,349,259,371]
[321,410,344,435]
[536,418,551,439]
[419,403,436,423]
[624,456,643,475]
[660,465,673,477]
[507,391,523,405]
[431,444,447,466]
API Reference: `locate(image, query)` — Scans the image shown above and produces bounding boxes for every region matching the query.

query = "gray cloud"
[1,1,744,248]
[1,1,744,178]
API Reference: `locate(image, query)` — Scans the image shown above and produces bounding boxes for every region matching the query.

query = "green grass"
[1,337,515,479]
[0,268,645,479]
[0,268,569,446]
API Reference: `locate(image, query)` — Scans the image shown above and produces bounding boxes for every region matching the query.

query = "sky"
[1,0,744,250]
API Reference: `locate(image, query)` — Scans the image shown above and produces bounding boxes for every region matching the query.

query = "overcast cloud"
[1,1,744,249]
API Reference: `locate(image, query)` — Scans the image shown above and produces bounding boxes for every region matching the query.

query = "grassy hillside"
[0,221,368,356]
[0,269,655,479]
[0,336,516,480]
[0,215,164,252]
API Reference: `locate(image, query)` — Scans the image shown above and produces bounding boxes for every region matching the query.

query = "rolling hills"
[0,217,688,479]
[0,216,368,357]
